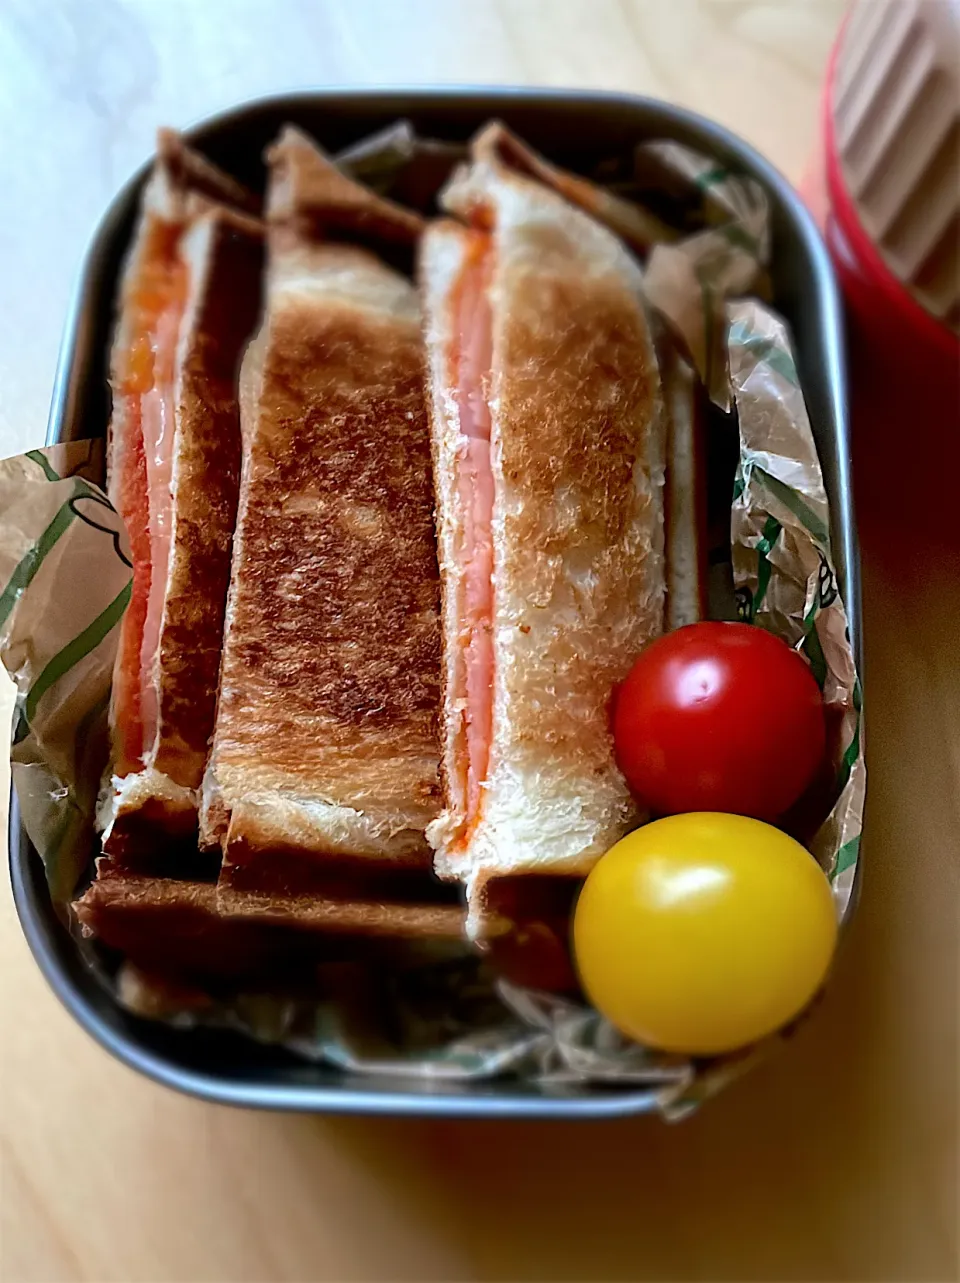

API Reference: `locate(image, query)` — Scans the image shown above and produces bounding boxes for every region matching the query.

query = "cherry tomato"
[573,813,838,1055]
[614,621,825,821]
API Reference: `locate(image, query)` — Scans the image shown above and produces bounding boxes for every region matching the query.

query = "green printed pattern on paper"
[833,834,861,880]
[0,443,131,893]
[728,299,865,927]
[0,500,77,629]
[22,581,131,733]
[754,515,782,612]
[836,678,863,794]
[25,449,61,482]
[801,613,828,690]
[694,164,729,193]
[728,320,800,387]
[752,465,830,549]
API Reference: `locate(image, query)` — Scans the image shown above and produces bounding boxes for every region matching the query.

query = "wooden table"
[1,2,957,1280]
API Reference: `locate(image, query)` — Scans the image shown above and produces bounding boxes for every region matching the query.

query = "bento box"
[8,88,861,1118]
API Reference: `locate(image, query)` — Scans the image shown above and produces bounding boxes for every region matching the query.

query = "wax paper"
[0,125,864,1118]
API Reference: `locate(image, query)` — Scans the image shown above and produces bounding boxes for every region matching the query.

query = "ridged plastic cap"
[833,0,960,331]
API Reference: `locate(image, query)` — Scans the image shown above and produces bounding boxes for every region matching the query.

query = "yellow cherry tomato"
[573,813,838,1055]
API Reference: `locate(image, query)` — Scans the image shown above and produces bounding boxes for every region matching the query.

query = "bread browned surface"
[216,881,466,940]
[468,122,676,253]
[155,128,261,217]
[102,136,263,858]
[95,768,213,875]
[152,210,263,786]
[75,866,278,980]
[201,127,441,869]
[421,142,665,911]
[266,124,424,246]
[74,863,464,983]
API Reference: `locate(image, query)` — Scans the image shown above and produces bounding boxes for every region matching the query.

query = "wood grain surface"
[1,2,958,1281]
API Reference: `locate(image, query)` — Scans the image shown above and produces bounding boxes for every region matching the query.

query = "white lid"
[833,0,960,330]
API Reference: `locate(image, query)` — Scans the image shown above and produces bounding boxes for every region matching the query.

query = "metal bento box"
[8,89,860,1118]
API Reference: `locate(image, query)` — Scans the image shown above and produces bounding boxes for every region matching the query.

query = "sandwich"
[102,131,263,865]
[419,125,666,924]
[200,126,443,890]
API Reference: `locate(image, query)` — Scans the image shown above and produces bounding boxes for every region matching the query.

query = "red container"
[805,2,959,547]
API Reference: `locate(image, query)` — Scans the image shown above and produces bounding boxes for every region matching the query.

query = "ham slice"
[138,277,187,762]
[451,233,496,831]
[109,224,187,774]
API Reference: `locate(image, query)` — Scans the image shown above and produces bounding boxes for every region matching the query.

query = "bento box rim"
[9,85,859,1120]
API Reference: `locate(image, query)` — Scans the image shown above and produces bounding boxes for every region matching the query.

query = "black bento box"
[9,89,860,1118]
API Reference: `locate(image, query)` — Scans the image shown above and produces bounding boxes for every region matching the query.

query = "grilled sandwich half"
[101,132,263,866]
[200,127,443,889]
[420,124,667,924]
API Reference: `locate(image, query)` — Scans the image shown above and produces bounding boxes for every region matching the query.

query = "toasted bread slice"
[420,141,665,920]
[74,862,466,985]
[659,334,708,630]
[215,872,466,941]
[267,123,424,246]
[467,122,676,252]
[200,127,441,873]
[102,134,263,858]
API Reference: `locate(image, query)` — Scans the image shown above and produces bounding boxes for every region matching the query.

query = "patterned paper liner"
[0,134,864,1117]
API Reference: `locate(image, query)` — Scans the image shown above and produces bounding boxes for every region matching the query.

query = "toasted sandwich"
[420,126,666,922]
[200,126,443,883]
[101,132,263,864]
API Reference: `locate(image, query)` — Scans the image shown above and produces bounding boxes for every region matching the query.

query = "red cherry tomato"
[613,622,826,822]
